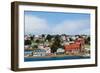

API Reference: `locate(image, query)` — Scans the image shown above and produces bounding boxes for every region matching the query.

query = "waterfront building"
[32,49,46,56]
[56,48,65,55]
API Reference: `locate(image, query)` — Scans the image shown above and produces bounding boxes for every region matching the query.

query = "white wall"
[0,0,99,73]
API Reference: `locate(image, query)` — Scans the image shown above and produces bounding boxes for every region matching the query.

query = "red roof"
[64,43,81,50]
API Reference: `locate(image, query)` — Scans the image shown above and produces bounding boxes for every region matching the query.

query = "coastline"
[24,55,90,62]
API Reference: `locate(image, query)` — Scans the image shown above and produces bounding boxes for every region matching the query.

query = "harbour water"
[24,55,90,62]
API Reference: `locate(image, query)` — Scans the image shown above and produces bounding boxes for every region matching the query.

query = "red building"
[64,37,85,54]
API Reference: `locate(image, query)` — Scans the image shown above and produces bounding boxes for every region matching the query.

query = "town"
[24,34,90,58]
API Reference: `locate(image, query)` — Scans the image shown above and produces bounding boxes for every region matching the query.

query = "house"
[32,49,46,56]
[56,48,65,55]
[38,44,44,49]
[44,40,50,46]
[44,46,51,54]
[24,51,33,57]
[64,43,81,54]
[34,35,39,41]
[64,35,85,54]
[24,35,31,40]
[61,35,67,41]
[71,36,77,41]
[75,36,85,51]
[24,45,30,50]
[38,44,51,54]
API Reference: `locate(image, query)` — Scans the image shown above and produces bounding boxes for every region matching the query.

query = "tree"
[25,40,31,45]
[30,36,34,40]
[46,34,52,42]
[35,39,40,43]
[85,36,90,45]
[33,45,38,49]
[69,37,73,41]
[51,35,63,53]
[42,34,45,38]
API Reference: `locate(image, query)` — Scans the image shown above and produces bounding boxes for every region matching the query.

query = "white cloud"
[25,15,90,35]
[52,20,90,35]
[25,15,49,34]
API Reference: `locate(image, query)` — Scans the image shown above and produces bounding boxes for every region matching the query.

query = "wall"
[0,0,99,73]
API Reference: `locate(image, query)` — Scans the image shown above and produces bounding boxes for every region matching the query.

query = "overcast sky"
[24,11,90,35]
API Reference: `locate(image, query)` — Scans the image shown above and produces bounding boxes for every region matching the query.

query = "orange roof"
[64,43,81,50]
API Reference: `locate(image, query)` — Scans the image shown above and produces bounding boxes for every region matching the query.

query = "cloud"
[25,15,49,34]
[25,14,90,35]
[52,20,90,35]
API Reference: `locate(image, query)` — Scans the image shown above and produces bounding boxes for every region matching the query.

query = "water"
[24,56,90,62]
[24,50,90,62]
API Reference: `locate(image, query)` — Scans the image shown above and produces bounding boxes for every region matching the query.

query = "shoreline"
[24,54,90,58]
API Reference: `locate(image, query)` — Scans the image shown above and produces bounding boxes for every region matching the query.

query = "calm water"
[24,55,90,62]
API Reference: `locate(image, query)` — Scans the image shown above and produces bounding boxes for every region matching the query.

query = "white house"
[32,49,46,56]
[56,48,65,55]
[38,44,44,49]
[45,46,51,54]
[38,44,51,55]
[24,45,30,50]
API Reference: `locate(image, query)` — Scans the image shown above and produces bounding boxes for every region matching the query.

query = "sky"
[24,11,90,35]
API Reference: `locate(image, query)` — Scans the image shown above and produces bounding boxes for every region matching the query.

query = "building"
[64,41,81,55]
[32,49,46,56]
[44,46,51,54]
[56,48,65,55]
[24,51,33,57]
[64,35,85,54]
